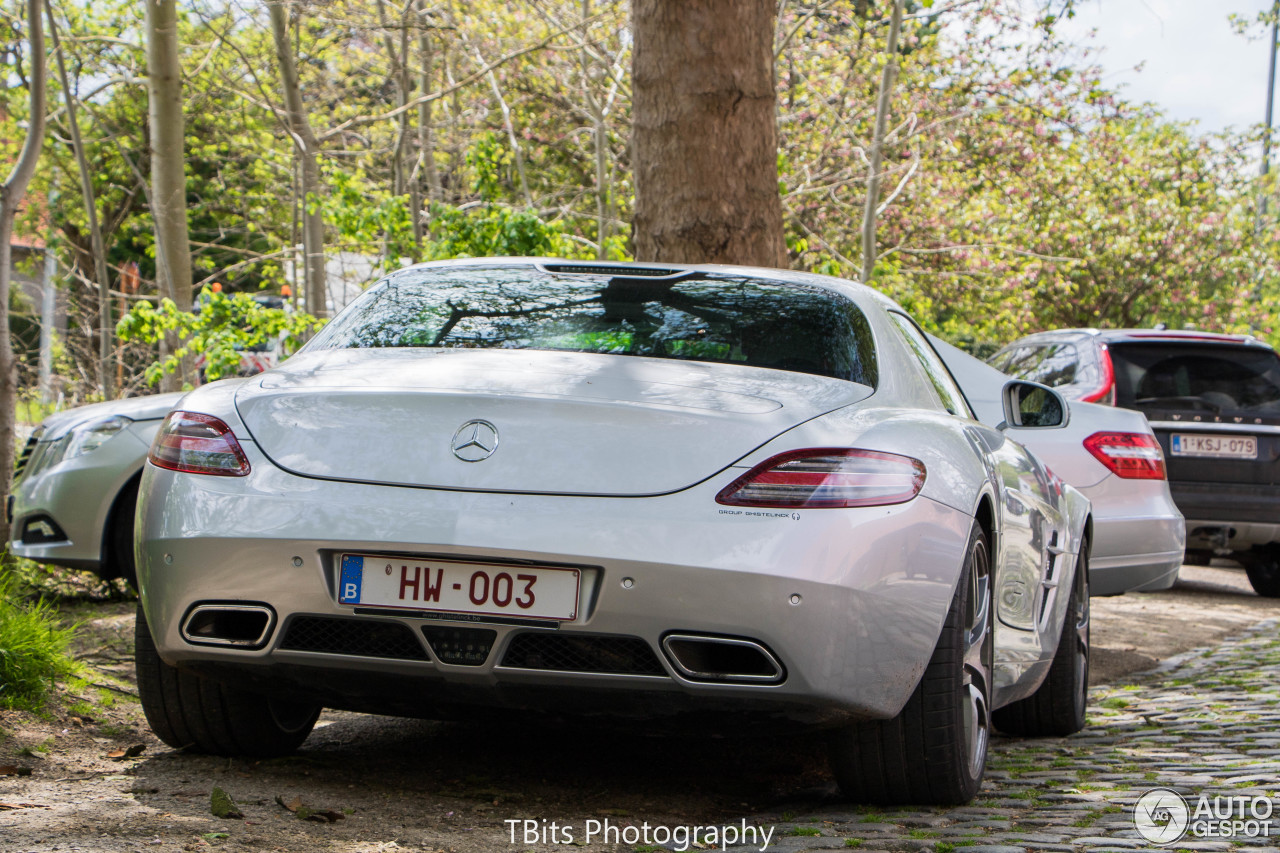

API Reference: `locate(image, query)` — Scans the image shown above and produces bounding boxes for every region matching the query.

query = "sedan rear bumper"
[137,444,975,725]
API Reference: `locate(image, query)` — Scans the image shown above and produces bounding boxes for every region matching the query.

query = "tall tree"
[269,0,327,318]
[145,0,196,389]
[631,0,786,267]
[48,5,113,399]
[0,0,45,542]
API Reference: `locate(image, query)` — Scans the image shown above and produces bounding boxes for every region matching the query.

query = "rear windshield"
[1110,343,1280,415]
[305,266,878,385]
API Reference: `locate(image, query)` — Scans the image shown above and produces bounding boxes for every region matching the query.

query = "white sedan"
[134,259,1092,805]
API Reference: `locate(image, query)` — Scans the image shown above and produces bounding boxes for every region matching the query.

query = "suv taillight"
[1083,431,1165,480]
[1079,343,1116,405]
[149,411,251,476]
[715,448,926,508]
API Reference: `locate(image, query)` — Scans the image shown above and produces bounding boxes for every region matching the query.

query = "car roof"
[1001,327,1275,351]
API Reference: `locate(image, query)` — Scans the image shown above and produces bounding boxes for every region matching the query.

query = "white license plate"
[337,554,580,622]
[1171,433,1257,459]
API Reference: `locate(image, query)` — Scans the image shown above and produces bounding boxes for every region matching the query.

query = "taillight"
[149,411,251,477]
[716,448,926,508]
[1083,431,1166,480]
[1079,343,1115,405]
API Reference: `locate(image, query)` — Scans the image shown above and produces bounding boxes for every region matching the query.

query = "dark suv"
[990,328,1280,598]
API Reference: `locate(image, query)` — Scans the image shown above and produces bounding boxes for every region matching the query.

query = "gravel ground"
[0,564,1276,853]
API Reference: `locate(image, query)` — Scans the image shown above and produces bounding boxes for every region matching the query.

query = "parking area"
[1,565,1277,853]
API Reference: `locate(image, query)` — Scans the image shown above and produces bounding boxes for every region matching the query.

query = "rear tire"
[134,605,319,756]
[1240,546,1280,598]
[993,539,1090,736]
[828,522,992,805]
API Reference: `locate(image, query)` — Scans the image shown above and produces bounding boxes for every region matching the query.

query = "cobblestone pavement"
[743,619,1280,853]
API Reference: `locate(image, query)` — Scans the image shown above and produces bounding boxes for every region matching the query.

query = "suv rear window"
[1110,342,1280,415]
[306,266,878,386]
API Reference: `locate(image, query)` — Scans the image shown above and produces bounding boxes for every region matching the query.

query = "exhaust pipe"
[661,634,784,684]
[181,604,275,649]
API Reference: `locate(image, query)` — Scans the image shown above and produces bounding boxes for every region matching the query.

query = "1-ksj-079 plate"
[337,553,580,621]
[1171,433,1258,460]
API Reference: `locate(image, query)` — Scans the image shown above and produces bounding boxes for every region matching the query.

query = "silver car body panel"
[931,335,1183,596]
[135,259,1090,726]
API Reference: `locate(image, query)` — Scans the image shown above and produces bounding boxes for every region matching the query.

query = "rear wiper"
[1134,396,1222,413]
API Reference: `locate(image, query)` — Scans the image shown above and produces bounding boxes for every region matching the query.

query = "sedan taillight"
[1083,431,1166,480]
[716,448,926,509]
[149,411,251,477]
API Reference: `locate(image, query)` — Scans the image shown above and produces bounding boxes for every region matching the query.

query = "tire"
[134,605,320,756]
[829,522,993,805]
[102,478,139,589]
[1240,546,1280,598]
[993,538,1090,736]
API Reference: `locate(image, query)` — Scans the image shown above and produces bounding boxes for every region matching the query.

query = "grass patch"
[787,827,821,837]
[0,570,79,710]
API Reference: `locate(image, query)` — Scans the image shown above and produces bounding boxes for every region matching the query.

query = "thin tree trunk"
[145,0,196,390]
[48,6,113,400]
[632,0,785,267]
[581,0,611,259]
[269,1,327,317]
[0,0,46,544]
[417,9,441,207]
[860,0,904,284]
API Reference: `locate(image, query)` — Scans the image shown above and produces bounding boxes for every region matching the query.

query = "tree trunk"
[0,0,45,545]
[48,7,114,400]
[145,0,196,390]
[631,0,785,267]
[860,0,904,284]
[269,1,327,317]
[418,11,441,207]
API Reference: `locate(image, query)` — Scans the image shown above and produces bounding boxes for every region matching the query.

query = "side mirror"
[1001,380,1068,429]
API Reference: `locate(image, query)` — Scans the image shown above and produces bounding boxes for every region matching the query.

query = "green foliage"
[325,167,418,268]
[0,569,78,711]
[424,202,588,260]
[116,291,326,387]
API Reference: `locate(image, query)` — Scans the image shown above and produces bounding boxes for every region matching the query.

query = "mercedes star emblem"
[451,419,500,462]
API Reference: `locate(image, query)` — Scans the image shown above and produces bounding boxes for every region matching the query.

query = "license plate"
[337,554,580,621]
[1170,433,1257,459]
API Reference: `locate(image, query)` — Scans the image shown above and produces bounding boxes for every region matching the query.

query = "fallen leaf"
[106,744,145,761]
[274,794,302,813]
[304,810,345,823]
[0,766,31,777]
[210,787,243,819]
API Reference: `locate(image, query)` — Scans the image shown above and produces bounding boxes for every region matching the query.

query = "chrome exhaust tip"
[181,604,276,649]
[661,634,785,684]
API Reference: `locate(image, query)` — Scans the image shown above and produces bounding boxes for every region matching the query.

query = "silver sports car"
[134,259,1091,805]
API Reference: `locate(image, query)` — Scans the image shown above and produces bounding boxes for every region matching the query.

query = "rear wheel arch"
[100,469,144,586]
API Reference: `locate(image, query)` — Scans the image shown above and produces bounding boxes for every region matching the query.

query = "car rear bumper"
[1078,476,1185,596]
[137,445,975,725]
[1172,482,1280,551]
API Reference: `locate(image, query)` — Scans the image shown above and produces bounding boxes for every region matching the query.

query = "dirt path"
[0,564,1275,853]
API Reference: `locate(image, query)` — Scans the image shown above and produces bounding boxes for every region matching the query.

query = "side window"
[889,313,972,418]
[1001,342,1080,388]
